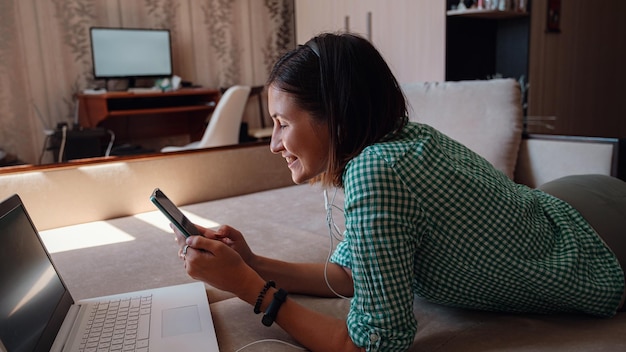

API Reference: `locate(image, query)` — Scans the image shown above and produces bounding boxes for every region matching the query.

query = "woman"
[176,33,625,351]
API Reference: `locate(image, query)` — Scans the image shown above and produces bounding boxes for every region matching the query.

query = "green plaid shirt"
[331,122,624,351]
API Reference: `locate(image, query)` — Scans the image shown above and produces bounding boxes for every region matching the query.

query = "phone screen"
[150,188,202,237]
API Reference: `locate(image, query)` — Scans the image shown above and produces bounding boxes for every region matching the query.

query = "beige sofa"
[2,79,624,351]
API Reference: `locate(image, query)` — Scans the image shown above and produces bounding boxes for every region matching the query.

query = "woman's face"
[268,85,330,184]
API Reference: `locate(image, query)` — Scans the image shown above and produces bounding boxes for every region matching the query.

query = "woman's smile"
[285,155,297,167]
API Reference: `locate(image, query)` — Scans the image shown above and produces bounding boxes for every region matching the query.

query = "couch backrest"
[0,144,293,230]
[402,79,523,179]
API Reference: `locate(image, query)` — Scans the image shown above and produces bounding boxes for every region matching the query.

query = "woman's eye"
[272,117,288,130]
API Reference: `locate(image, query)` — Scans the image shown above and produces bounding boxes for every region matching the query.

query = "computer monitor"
[90,27,173,87]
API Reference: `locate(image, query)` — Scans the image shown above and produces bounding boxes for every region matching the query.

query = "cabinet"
[445,3,530,83]
[77,88,219,143]
[294,0,446,83]
[445,2,530,116]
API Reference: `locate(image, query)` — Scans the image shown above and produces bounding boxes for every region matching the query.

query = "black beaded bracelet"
[254,280,275,314]
[262,288,288,327]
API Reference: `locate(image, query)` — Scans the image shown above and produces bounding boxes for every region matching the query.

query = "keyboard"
[79,295,152,352]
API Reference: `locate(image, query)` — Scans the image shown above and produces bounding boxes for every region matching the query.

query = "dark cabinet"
[445,1,530,83]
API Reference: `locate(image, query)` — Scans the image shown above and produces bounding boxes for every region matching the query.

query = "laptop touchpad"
[162,305,202,337]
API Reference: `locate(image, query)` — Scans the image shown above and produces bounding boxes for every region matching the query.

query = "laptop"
[0,194,220,352]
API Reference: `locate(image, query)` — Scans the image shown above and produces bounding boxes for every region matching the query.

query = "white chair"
[161,85,251,152]
[246,86,274,140]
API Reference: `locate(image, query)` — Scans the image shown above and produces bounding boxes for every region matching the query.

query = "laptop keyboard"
[79,294,152,352]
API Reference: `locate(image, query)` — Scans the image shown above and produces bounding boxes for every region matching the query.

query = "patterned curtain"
[0,0,294,165]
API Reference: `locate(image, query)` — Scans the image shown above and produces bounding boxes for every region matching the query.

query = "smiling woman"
[166,32,626,352]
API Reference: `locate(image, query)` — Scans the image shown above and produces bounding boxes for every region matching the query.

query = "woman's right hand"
[183,231,263,299]
[201,224,256,267]
[173,224,255,267]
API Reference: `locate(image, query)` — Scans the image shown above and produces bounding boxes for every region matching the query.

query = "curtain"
[0,0,294,165]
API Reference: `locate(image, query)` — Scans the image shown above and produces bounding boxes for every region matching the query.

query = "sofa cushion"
[402,79,523,179]
[209,294,626,352]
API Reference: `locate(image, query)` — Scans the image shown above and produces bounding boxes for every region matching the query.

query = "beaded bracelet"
[254,280,275,314]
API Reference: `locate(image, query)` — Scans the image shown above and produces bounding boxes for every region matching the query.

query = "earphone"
[323,188,351,300]
[324,188,344,241]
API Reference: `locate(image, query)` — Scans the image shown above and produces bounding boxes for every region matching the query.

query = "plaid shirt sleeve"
[332,149,420,351]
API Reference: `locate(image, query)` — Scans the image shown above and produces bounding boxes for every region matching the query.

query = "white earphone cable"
[323,188,351,300]
[235,338,307,351]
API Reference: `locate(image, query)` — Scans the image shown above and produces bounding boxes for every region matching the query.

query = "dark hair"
[267,33,408,187]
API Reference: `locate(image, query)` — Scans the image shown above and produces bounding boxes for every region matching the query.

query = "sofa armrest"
[514,134,623,188]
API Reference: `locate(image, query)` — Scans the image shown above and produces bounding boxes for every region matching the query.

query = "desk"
[77,88,219,142]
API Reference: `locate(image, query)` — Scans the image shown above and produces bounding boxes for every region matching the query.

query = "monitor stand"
[127,77,137,89]
[125,77,160,92]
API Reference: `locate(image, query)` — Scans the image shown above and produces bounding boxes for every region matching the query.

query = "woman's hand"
[172,224,262,297]
[207,225,256,266]
[182,234,260,296]
[173,224,256,267]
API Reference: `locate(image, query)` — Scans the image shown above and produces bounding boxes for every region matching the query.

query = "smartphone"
[150,188,202,237]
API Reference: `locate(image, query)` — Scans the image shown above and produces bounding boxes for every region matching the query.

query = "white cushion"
[402,79,523,179]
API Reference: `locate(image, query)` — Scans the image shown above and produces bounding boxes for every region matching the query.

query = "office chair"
[161,85,251,152]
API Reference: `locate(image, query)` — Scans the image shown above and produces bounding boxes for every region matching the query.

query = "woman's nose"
[269,129,282,154]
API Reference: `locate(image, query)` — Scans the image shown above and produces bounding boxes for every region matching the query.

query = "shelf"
[108,105,212,117]
[447,9,528,19]
[108,88,217,98]
[445,5,530,83]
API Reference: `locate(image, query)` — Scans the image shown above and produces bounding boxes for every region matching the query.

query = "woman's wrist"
[246,252,262,271]
[246,254,278,285]
[261,287,288,326]
[229,265,266,304]
[254,280,276,314]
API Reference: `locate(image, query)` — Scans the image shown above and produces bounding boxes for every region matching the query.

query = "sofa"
[2,79,624,351]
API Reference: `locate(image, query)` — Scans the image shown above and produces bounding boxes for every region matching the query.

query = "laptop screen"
[0,195,73,352]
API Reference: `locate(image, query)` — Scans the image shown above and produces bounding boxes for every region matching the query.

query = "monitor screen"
[90,27,173,80]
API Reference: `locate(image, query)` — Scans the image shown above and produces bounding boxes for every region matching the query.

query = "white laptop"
[0,194,220,352]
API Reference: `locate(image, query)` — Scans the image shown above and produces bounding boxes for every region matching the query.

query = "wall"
[294,0,446,84]
[0,0,295,165]
[527,0,626,138]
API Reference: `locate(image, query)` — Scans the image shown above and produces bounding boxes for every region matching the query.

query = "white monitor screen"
[90,27,173,78]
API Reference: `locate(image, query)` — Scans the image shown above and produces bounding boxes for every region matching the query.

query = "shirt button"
[370,333,380,342]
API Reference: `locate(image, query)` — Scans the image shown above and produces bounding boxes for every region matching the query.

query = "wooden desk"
[77,88,220,142]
